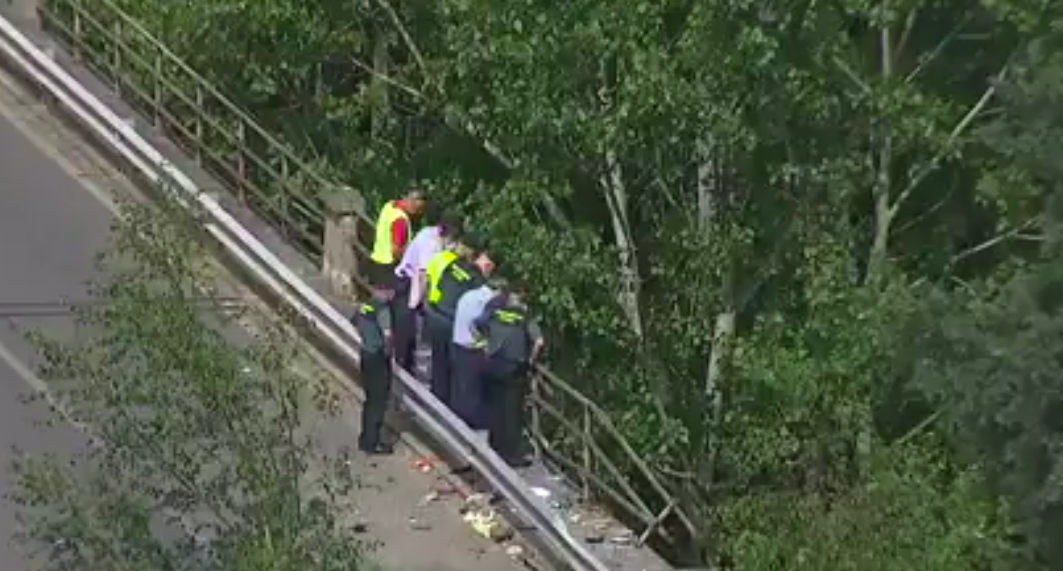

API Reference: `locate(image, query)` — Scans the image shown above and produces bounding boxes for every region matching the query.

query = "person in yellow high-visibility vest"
[369,189,426,289]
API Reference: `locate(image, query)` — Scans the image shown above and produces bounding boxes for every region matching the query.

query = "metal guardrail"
[33,0,699,553]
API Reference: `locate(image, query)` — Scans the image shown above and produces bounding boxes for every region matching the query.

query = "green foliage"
[9,197,369,571]
[37,0,1063,567]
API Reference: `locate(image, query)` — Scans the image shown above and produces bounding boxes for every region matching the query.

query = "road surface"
[0,63,527,571]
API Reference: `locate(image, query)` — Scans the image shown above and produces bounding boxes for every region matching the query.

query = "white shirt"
[395,226,443,308]
[452,285,497,348]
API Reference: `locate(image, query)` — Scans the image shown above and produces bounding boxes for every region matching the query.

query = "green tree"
[904,28,1063,567]
[8,197,370,571]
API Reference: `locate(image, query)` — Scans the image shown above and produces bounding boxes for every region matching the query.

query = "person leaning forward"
[424,232,495,408]
[353,287,395,455]
[392,208,464,371]
[450,276,508,429]
[369,188,426,290]
[474,283,543,467]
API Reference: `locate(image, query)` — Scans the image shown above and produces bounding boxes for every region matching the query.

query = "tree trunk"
[866,25,894,287]
[602,147,644,340]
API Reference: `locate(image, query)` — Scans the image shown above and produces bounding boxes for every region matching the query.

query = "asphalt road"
[0,95,104,569]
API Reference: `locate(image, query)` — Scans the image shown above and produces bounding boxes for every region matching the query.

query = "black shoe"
[503,456,532,468]
[359,442,394,455]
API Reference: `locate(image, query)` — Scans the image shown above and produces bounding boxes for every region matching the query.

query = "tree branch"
[902,12,974,84]
[888,65,1008,220]
[948,218,1038,267]
[371,0,428,79]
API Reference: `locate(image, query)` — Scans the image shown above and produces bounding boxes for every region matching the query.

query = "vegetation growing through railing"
[10,197,373,571]
[34,0,1063,568]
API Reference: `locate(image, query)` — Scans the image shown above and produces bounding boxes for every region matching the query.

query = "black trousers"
[484,358,530,463]
[451,344,487,429]
[359,349,391,449]
[391,276,416,371]
[426,314,453,407]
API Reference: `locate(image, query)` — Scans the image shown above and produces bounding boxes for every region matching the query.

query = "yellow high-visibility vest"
[370,201,410,265]
[426,250,458,304]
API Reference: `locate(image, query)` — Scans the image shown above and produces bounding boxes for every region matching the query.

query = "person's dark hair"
[439,209,464,238]
[462,230,488,255]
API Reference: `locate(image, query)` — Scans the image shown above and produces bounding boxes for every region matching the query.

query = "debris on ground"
[609,530,635,545]
[505,544,524,558]
[409,517,432,531]
[463,506,512,542]
[413,456,440,473]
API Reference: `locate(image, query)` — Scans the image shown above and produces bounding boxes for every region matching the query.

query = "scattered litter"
[461,493,490,513]
[463,508,512,542]
[409,517,431,531]
[431,479,458,496]
[529,486,551,499]
[505,544,525,557]
[413,457,439,473]
[569,513,582,524]
[418,491,440,506]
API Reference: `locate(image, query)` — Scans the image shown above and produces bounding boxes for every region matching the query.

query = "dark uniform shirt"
[473,303,543,363]
[428,258,485,321]
[353,297,392,354]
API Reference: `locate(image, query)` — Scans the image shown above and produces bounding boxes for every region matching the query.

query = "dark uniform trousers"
[484,357,530,463]
[359,348,392,450]
[426,313,454,406]
[450,344,487,429]
[391,276,417,371]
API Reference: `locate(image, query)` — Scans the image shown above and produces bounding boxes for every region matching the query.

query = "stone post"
[322,186,366,301]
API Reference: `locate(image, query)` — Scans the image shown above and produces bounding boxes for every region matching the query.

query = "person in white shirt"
[391,209,463,371]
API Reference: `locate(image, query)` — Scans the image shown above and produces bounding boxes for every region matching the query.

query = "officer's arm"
[528,318,545,363]
[471,312,489,336]
[377,310,393,352]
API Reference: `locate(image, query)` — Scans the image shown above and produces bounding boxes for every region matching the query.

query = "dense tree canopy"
[49,0,1063,568]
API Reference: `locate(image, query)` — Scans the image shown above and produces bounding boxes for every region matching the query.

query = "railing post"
[321,186,365,301]
[71,0,82,61]
[152,53,162,128]
[529,372,542,460]
[111,20,121,95]
[235,122,247,203]
[279,156,290,234]
[581,405,592,499]
[193,85,203,165]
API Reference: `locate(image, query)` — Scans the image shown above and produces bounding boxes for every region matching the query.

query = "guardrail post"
[322,187,365,300]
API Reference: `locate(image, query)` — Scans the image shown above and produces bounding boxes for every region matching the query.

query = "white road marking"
[0,336,90,433]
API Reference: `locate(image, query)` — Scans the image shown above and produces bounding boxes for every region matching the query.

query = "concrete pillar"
[322,186,366,301]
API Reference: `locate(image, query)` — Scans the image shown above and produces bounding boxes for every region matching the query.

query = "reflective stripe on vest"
[370,201,410,265]
[426,250,458,304]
